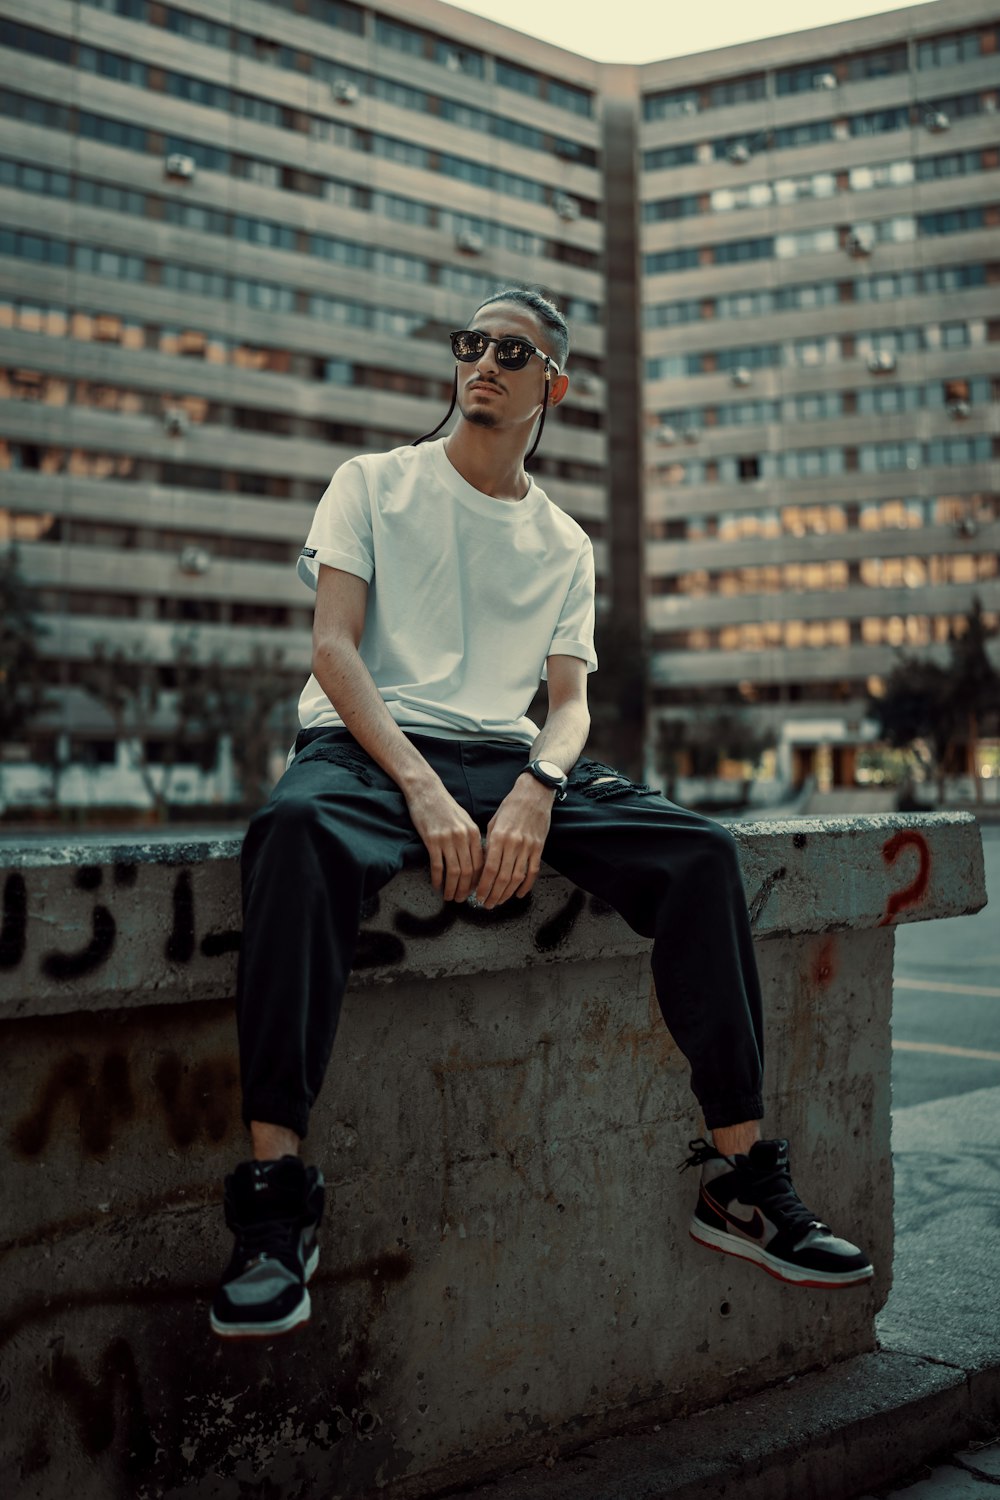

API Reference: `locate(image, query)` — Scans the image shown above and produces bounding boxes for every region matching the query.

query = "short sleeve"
[296,457,374,592]
[541,538,598,678]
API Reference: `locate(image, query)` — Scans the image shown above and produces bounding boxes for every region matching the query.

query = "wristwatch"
[521,758,569,801]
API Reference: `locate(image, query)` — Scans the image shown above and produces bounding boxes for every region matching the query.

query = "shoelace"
[234,1216,301,1271]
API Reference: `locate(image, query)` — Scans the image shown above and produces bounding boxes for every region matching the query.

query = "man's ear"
[548,372,571,407]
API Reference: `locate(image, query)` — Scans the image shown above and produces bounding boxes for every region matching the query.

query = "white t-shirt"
[296,439,597,745]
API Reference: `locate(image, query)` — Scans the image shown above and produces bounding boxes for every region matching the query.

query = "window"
[847,45,907,80]
[771,120,835,149]
[644,248,700,275]
[849,160,914,191]
[919,207,987,236]
[917,29,991,68]
[775,227,838,258]
[643,196,701,222]
[644,88,699,122]
[496,60,541,98]
[738,456,761,481]
[0,19,73,64]
[849,107,909,137]
[643,144,697,171]
[644,300,702,328]
[713,237,772,265]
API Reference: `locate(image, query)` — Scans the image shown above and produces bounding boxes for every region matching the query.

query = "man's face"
[455,303,554,433]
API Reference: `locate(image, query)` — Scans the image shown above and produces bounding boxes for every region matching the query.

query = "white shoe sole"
[210,1244,320,1339]
[690,1219,874,1288]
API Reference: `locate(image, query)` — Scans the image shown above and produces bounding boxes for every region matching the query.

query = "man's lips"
[468,381,503,395]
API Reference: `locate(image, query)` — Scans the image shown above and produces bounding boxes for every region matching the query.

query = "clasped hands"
[405,772,555,910]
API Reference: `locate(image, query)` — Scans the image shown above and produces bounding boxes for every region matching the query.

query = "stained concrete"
[0,813,987,1499]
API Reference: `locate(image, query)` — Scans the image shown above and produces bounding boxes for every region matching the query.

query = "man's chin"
[463,406,499,429]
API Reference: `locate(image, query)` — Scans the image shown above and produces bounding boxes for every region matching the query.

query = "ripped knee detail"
[293,741,376,786]
[569,758,657,801]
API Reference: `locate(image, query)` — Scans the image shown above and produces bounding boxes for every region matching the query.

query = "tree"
[654,699,774,805]
[868,600,1000,804]
[0,547,53,808]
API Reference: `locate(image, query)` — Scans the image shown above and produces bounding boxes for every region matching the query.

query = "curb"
[440,1350,1000,1500]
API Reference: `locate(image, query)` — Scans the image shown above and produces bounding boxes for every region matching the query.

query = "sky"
[442,0,931,64]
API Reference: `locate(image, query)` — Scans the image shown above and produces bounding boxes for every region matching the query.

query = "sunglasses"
[450,329,559,377]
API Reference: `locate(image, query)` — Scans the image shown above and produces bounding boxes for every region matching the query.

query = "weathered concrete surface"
[0,814,987,1500]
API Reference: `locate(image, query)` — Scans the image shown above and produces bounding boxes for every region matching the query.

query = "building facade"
[639,0,1000,787]
[1,0,997,808]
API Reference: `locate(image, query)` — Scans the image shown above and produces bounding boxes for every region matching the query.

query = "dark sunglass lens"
[496,339,532,369]
[452,330,486,361]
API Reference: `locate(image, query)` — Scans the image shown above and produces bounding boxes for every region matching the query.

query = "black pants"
[237,728,765,1140]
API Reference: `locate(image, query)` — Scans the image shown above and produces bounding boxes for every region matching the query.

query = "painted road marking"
[894,977,1000,998]
[893,1039,1000,1063]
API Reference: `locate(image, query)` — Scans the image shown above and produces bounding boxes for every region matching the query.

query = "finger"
[442,844,462,903]
[429,846,444,892]
[484,843,521,908]
[515,865,539,898]
[453,843,476,903]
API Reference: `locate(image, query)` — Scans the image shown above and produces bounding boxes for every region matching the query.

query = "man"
[210,287,872,1339]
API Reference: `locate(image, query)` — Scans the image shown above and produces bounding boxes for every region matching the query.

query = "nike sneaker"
[680,1137,873,1289]
[210,1155,325,1338]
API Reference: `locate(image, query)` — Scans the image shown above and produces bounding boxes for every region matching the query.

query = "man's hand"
[476,774,554,909]
[405,778,485,902]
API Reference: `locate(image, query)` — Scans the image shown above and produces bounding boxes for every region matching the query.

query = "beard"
[464,406,499,428]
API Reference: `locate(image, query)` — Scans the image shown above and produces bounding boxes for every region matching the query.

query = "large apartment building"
[1,0,997,806]
[639,0,1000,786]
[0,0,608,801]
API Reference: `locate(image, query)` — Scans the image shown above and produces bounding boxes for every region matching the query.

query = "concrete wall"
[0,812,987,1500]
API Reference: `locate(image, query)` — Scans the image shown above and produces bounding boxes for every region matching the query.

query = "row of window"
[0,86,599,219]
[0,296,609,388]
[0,228,601,327]
[1,441,608,490]
[0,163,597,306]
[642,90,993,171]
[645,262,994,328]
[644,206,997,277]
[647,320,992,381]
[653,552,998,598]
[657,378,994,433]
[0,367,606,433]
[642,29,998,119]
[80,0,594,114]
[653,614,992,653]
[643,148,998,221]
[57,27,599,167]
[650,494,1000,542]
[654,437,995,485]
[0,156,597,273]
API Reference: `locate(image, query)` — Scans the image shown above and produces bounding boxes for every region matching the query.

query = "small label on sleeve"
[300,547,317,557]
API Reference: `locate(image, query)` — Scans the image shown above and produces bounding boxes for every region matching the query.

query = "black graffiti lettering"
[534,888,586,953]
[42,907,116,981]
[200,928,241,957]
[0,872,27,970]
[165,871,195,964]
[113,862,138,887]
[353,930,407,968]
[12,1051,135,1157]
[153,1052,239,1147]
[49,1337,156,1473]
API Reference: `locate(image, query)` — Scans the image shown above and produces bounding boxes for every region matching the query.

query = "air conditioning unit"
[867,351,896,373]
[846,227,875,257]
[726,143,751,165]
[455,229,484,254]
[955,516,978,538]
[163,407,190,436]
[165,154,196,180]
[444,49,463,71]
[682,425,700,443]
[924,109,950,132]
[656,425,677,445]
[331,79,360,104]
[947,398,971,419]
[681,98,698,115]
[178,546,211,575]
[554,192,580,221]
[814,71,838,90]
[730,367,752,387]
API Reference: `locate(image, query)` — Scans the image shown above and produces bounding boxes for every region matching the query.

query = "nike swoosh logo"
[702,1187,766,1241]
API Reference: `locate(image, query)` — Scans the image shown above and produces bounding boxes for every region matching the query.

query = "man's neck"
[443,426,530,503]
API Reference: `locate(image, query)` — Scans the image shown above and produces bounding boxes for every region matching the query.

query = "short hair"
[473,286,570,371]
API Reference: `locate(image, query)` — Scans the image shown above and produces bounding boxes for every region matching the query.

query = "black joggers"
[237,728,765,1140]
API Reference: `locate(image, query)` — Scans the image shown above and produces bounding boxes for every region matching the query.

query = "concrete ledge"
[0,813,988,1499]
[0,812,985,1019]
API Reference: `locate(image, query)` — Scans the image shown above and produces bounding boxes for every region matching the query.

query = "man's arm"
[312,565,485,901]
[474,654,591,910]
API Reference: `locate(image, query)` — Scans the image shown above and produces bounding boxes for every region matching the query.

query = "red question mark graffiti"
[878,830,931,927]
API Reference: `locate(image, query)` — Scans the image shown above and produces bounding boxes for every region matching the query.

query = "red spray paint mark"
[878,830,931,926]
[810,936,837,988]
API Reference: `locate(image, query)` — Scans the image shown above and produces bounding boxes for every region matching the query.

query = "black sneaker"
[210,1155,325,1339]
[680,1138,873,1289]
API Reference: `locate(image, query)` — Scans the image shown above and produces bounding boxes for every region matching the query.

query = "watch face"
[536,760,564,780]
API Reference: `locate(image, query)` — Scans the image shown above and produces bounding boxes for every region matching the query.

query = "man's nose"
[475,341,500,377]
